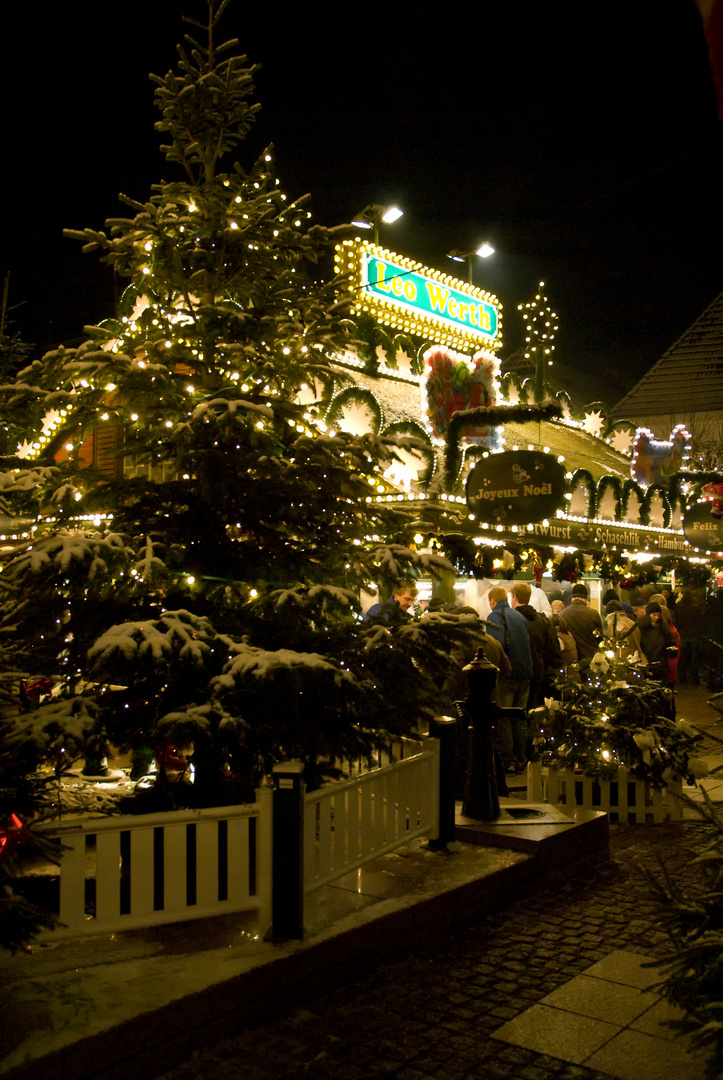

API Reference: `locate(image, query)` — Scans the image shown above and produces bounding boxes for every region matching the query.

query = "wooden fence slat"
[527,761,544,802]
[317,796,333,878]
[548,766,560,806]
[632,779,646,824]
[360,779,373,856]
[598,776,611,814]
[196,820,219,909]
[389,765,400,843]
[58,834,86,932]
[95,829,121,924]
[617,766,629,821]
[130,828,155,916]
[668,776,683,822]
[163,823,188,913]
[226,814,250,905]
[582,775,593,812]
[333,789,349,870]
[304,800,319,884]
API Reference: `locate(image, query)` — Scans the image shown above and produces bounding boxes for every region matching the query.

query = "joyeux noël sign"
[360,250,499,344]
[466,450,566,527]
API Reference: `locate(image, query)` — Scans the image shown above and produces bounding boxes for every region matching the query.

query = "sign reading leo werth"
[336,240,502,353]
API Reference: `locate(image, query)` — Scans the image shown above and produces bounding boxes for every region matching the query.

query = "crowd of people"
[363,577,709,776]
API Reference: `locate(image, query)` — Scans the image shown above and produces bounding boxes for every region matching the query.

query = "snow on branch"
[88,609,216,674]
[214,642,353,690]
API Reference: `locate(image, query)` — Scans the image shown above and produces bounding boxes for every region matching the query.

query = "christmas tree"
[0,0,481,815]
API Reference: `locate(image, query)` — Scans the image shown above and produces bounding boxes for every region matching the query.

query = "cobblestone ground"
[157,812,715,1080]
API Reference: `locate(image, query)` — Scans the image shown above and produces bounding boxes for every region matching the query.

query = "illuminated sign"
[683,500,723,553]
[336,240,502,352]
[467,451,565,527]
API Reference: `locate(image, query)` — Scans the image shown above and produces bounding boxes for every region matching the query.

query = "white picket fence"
[304,740,439,893]
[34,737,438,939]
[35,794,273,939]
[526,760,683,823]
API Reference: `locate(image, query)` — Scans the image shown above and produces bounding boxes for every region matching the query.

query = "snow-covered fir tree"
[0,0,483,811]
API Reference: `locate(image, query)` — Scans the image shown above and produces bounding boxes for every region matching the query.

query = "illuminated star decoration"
[609,427,635,455]
[41,409,63,434]
[582,409,605,437]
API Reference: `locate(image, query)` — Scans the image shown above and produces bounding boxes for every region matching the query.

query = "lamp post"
[446,242,495,284]
[351,203,403,246]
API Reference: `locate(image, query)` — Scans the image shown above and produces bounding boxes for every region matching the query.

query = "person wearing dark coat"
[363,580,418,625]
[637,601,677,683]
[510,582,562,708]
[486,585,533,772]
[673,588,703,685]
[558,582,603,662]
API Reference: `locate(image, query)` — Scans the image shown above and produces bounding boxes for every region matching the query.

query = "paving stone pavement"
[156,816,716,1080]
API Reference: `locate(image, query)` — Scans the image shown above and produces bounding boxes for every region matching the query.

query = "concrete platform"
[457,800,610,861]
[0,796,605,1080]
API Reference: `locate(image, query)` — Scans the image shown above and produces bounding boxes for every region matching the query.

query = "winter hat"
[646,601,662,615]
[620,602,634,616]
[605,600,624,614]
[571,583,589,599]
[648,593,672,622]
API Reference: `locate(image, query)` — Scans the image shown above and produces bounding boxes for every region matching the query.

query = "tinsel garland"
[641,484,672,529]
[595,474,622,519]
[383,421,436,486]
[443,401,563,488]
[621,478,645,521]
[570,468,596,519]
[325,386,383,433]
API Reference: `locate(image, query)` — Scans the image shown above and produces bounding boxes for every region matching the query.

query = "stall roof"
[334,363,631,483]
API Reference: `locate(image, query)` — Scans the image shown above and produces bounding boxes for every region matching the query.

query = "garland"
[569,468,596,519]
[383,421,436,486]
[595,475,622,520]
[621,478,645,523]
[641,484,672,529]
[325,386,383,433]
[351,312,415,375]
[443,402,563,489]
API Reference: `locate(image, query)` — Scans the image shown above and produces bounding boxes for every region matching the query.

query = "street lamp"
[446,243,495,283]
[351,203,404,245]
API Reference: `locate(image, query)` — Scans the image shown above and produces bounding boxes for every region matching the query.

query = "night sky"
[2,1,721,406]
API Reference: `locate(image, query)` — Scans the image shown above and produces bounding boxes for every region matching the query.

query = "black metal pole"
[270,761,305,940]
[462,649,501,821]
[428,715,457,849]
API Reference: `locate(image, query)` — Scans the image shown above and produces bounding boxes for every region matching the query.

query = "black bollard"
[428,716,457,849]
[270,761,305,940]
[461,648,501,821]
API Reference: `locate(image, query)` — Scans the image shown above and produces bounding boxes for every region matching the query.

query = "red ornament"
[702,481,723,517]
[0,813,30,860]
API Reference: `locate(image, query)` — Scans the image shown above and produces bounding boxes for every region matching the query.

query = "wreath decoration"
[568,469,596,520]
[595,475,622,520]
[325,386,383,434]
[621,478,645,523]
[641,484,672,529]
[382,421,436,487]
